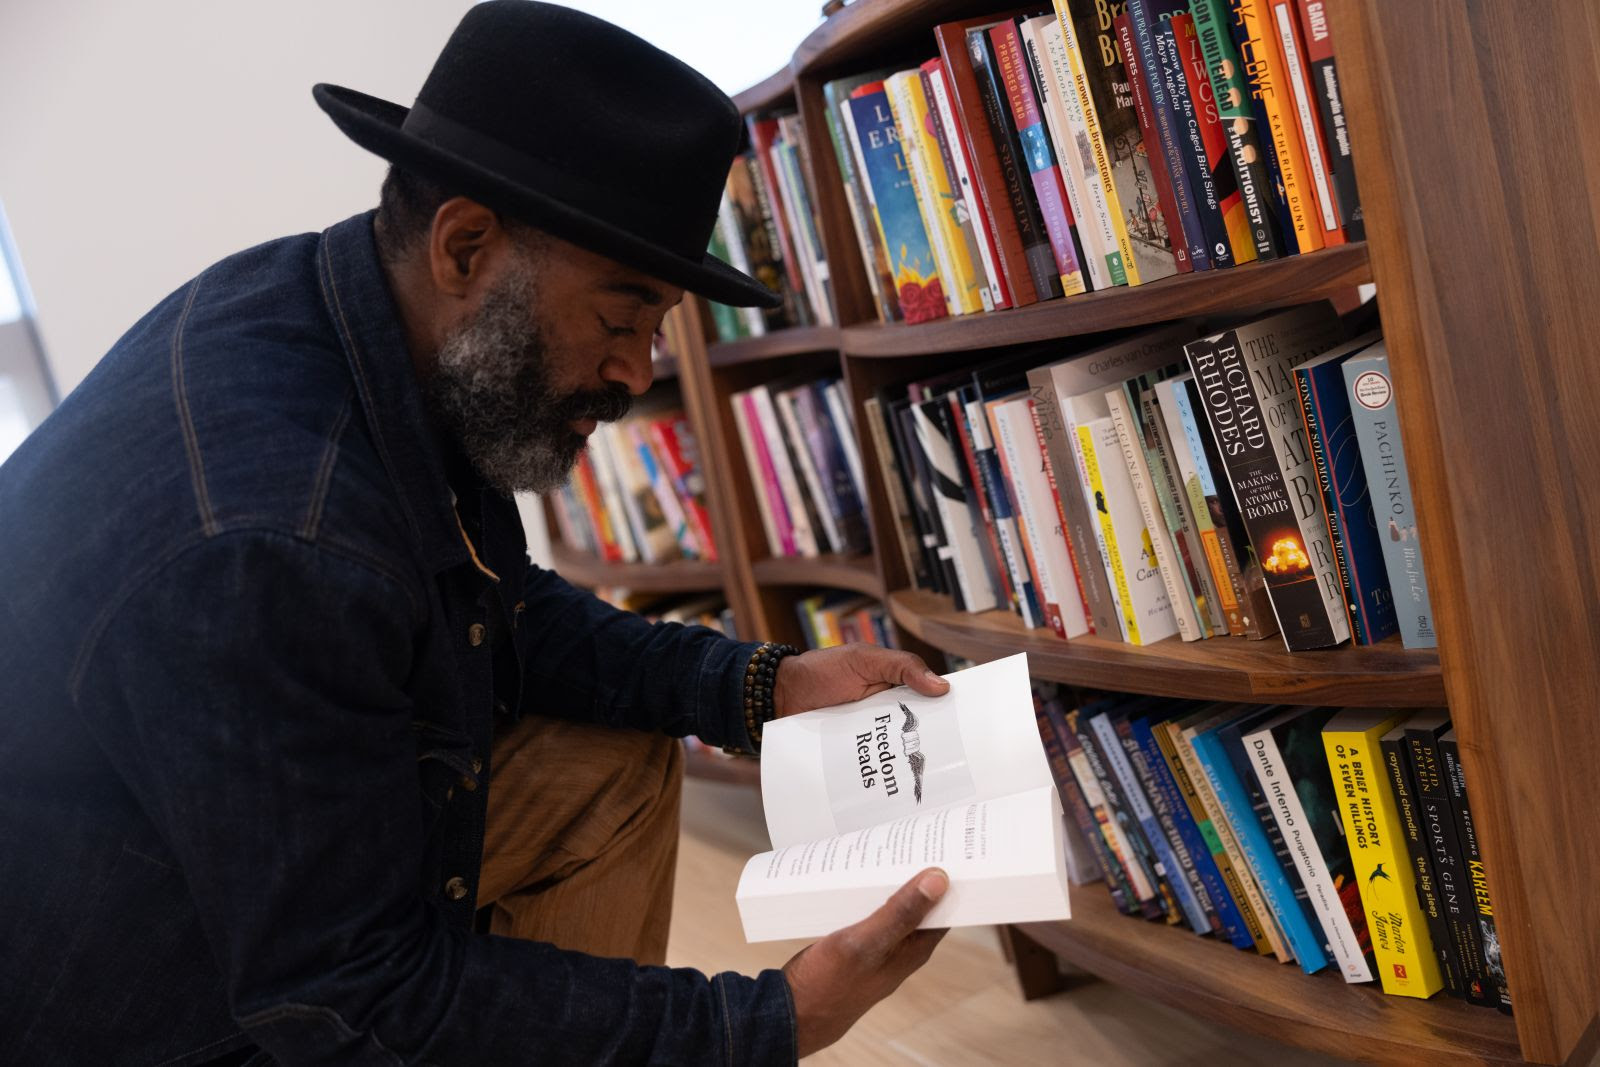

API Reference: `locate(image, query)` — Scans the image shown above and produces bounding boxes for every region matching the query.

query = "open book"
[736,654,1072,942]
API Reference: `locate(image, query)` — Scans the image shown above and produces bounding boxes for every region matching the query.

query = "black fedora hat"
[314,0,780,309]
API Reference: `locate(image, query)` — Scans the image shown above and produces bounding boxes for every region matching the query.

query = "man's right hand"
[782,868,950,1058]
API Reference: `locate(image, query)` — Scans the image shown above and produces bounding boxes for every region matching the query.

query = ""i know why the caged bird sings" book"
[736,654,1072,942]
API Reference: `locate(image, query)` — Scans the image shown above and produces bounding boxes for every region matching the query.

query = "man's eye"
[599,318,636,338]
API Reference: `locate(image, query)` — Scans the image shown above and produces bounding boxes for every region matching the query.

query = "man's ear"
[426,197,505,299]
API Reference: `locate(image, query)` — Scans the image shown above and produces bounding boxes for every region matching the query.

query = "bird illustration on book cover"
[899,703,927,802]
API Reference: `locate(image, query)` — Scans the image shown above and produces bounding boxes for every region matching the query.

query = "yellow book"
[883,70,985,315]
[1234,0,1325,254]
[1322,710,1445,998]
[1076,420,1139,643]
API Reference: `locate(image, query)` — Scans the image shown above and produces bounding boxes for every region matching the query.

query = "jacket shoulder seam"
[169,273,219,536]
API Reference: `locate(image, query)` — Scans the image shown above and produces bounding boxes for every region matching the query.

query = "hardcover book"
[1244,706,1375,983]
[846,84,949,324]
[1380,719,1464,996]
[1054,0,1180,284]
[1295,334,1399,645]
[1344,342,1437,649]
[737,657,1070,941]
[629,420,699,560]
[824,69,902,322]
[1323,710,1444,998]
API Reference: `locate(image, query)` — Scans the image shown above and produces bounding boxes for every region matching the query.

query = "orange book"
[1233,0,1325,253]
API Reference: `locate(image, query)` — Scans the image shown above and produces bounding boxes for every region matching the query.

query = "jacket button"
[467,622,486,647]
[444,876,469,901]
[471,757,483,774]
[459,774,478,792]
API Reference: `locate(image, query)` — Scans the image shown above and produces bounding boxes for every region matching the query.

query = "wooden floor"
[668,778,1354,1066]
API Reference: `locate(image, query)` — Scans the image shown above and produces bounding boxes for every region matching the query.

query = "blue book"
[1126,0,1211,270]
[796,381,870,555]
[845,84,943,323]
[1296,334,1399,645]
[1090,709,1211,933]
[961,384,1043,629]
[1131,716,1254,948]
[1343,342,1438,649]
[1190,712,1330,973]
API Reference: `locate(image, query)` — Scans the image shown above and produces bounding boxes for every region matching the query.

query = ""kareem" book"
[736,655,1071,941]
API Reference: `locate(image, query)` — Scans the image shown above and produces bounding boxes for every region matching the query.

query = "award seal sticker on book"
[737,654,1072,942]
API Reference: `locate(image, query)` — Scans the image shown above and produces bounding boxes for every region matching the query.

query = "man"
[0,3,955,1063]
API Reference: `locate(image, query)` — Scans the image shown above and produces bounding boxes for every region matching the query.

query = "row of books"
[550,400,719,566]
[729,376,872,559]
[711,114,834,340]
[1036,690,1511,1010]
[789,0,1362,328]
[869,299,1435,653]
[591,590,738,638]
[795,591,897,651]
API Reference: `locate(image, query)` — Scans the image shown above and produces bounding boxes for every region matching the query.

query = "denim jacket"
[0,213,795,1066]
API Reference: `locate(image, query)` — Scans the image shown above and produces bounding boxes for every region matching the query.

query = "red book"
[1114,12,1193,273]
[647,415,719,564]
[745,117,813,308]
[1173,13,1256,264]
[574,450,624,563]
[1275,0,1346,246]
[922,56,1011,310]
[932,13,1043,308]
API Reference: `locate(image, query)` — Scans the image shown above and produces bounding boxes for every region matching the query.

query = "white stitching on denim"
[169,274,219,536]
[301,386,357,540]
[150,1030,251,1067]
[715,974,735,1066]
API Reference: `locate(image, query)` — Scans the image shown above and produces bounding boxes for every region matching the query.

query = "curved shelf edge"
[732,66,796,115]
[1018,885,1521,1065]
[549,541,726,595]
[683,742,762,787]
[751,553,883,597]
[707,325,842,368]
[843,244,1372,358]
[888,589,1445,706]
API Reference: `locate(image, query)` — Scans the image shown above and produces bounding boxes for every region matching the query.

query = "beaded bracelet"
[742,641,800,750]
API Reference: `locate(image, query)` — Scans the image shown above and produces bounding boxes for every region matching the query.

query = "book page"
[759,654,1050,849]
[737,785,1071,942]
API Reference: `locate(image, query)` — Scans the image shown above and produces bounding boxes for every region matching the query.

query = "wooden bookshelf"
[532,1,1600,1060]
[888,589,1445,706]
[547,541,723,595]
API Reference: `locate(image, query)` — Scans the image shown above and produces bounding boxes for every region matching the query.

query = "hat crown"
[408,1,741,259]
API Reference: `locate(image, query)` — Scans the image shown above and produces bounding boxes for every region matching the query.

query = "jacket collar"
[316,211,469,577]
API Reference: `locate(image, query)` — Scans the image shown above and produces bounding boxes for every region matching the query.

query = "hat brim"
[314,83,782,310]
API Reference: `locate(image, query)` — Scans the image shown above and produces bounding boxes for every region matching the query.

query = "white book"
[911,397,999,612]
[1023,15,1111,292]
[752,384,820,558]
[990,395,1090,638]
[822,380,868,508]
[583,430,638,563]
[715,192,767,337]
[775,385,841,554]
[964,394,1040,630]
[729,388,784,558]
[737,655,1071,942]
[925,60,1004,310]
[1105,387,1203,641]
[1244,709,1374,982]
[1076,414,1178,645]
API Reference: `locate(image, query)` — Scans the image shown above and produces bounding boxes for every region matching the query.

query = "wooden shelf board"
[682,742,761,787]
[708,325,841,368]
[751,553,883,597]
[1020,883,1521,1065]
[732,66,796,114]
[888,588,1444,706]
[842,243,1372,358]
[549,541,725,594]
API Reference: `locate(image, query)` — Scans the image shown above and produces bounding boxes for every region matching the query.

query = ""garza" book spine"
[1294,0,1362,238]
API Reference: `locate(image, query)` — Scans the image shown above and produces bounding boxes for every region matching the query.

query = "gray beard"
[422,256,631,495]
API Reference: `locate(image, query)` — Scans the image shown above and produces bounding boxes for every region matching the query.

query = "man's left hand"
[772,645,950,719]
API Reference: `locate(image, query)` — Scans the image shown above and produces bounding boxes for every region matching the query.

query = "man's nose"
[599,338,654,397]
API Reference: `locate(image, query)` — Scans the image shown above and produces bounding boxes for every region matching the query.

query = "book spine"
[775,117,836,326]
[864,396,929,587]
[1174,13,1257,264]
[885,71,983,316]
[965,396,1037,625]
[1157,15,1236,267]
[1055,706,1147,913]
[649,418,719,564]
[898,399,958,597]
[630,423,699,560]
[1247,720,1374,982]
[925,58,1009,309]
[934,22,1041,307]
[767,133,826,326]
[1190,0,1283,258]
[1035,700,1116,892]
[754,386,820,557]
[824,81,900,322]
[1077,420,1139,643]
[745,118,812,325]
[1086,712,1185,922]
[1115,12,1194,273]
[1116,717,1216,934]
[1107,387,1203,641]
[970,27,1066,300]
[1214,723,1333,973]
[914,400,1000,612]
[822,382,868,505]
[846,87,949,325]
[1191,726,1326,969]
[948,392,1014,611]
[1271,0,1345,246]
[1324,720,1445,997]
[775,390,842,555]
[1294,0,1363,238]
[1439,734,1512,1012]
[733,390,793,557]
[999,398,1092,638]
[1187,333,1341,650]
[1345,350,1437,648]
[1128,2,1218,269]
[1158,379,1240,629]
[573,450,624,563]
[992,19,1089,296]
[1140,385,1219,636]
[1231,0,1325,253]
[1028,366,1115,636]
[1296,362,1361,641]
[1381,728,1464,996]
[1068,707,1166,917]
[1028,16,1115,291]
[987,399,1057,635]
[1406,724,1498,1006]
[807,385,871,554]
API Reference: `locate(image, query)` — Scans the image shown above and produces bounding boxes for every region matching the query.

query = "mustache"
[552,383,634,425]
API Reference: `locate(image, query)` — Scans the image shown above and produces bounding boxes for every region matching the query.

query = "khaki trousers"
[478,715,684,965]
